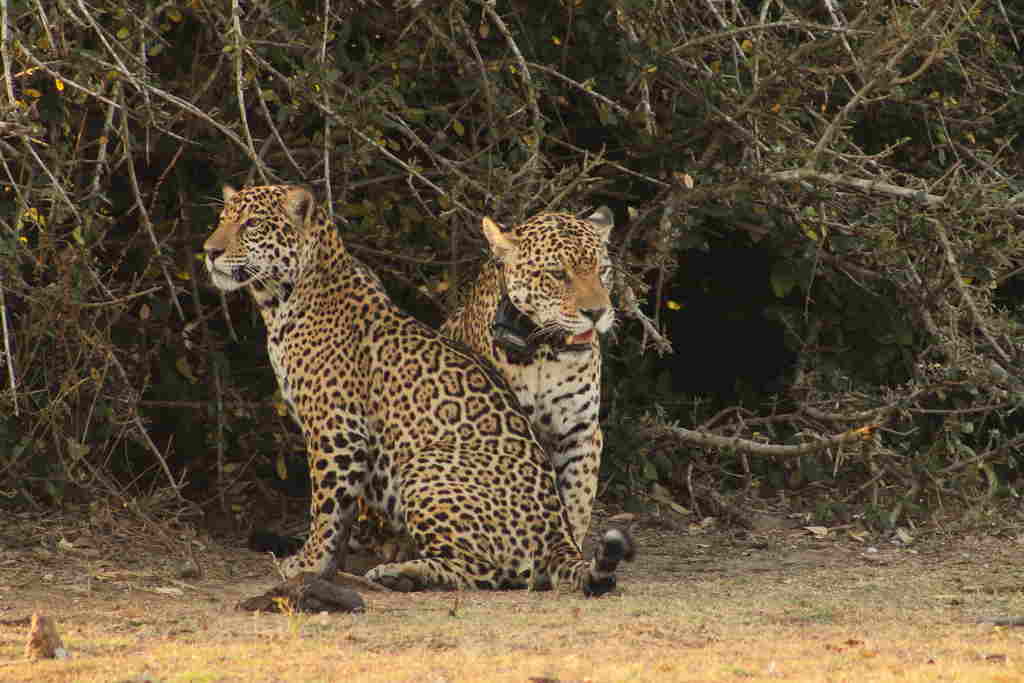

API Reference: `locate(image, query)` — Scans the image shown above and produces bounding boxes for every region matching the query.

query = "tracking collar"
[491,294,594,363]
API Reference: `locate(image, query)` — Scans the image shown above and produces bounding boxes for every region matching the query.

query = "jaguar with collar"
[441,208,615,547]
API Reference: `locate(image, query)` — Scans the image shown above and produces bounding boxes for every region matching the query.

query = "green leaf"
[643,460,658,481]
[770,260,799,298]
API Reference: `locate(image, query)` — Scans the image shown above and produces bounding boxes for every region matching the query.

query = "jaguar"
[439,209,615,547]
[204,184,633,593]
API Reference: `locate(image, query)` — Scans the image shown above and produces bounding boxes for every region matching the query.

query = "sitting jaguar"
[440,208,614,548]
[334,208,615,560]
[266,209,616,562]
[204,184,634,593]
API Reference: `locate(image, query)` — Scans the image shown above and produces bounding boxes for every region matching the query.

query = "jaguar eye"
[549,269,568,282]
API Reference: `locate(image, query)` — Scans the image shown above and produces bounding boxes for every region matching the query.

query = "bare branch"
[17,41,123,110]
[106,348,189,502]
[230,0,264,184]
[0,0,14,106]
[118,84,185,322]
[384,113,491,198]
[339,114,478,219]
[251,76,304,179]
[527,62,631,119]
[620,285,673,355]
[0,280,16,415]
[20,139,81,224]
[770,168,946,204]
[320,0,332,220]
[809,5,945,167]
[669,20,864,55]
[547,137,669,189]
[930,216,1015,370]
[479,0,543,198]
[32,0,55,56]
[643,420,879,458]
[940,433,1024,475]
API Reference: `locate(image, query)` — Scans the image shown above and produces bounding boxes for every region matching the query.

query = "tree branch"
[620,284,673,355]
[230,0,264,184]
[643,420,879,458]
[808,5,945,166]
[930,216,1015,370]
[479,0,543,204]
[0,280,16,415]
[770,168,945,204]
[669,20,865,55]
[0,0,15,107]
[118,84,185,322]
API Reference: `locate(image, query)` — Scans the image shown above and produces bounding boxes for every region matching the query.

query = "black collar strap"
[490,262,592,361]
[492,295,540,362]
[491,294,592,361]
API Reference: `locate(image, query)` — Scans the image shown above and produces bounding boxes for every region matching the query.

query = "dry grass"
[1,511,1023,682]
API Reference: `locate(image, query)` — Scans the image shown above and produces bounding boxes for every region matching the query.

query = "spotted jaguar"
[439,209,615,547]
[204,185,634,593]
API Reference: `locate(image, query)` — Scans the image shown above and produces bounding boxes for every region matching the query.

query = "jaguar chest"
[263,297,327,420]
[263,325,299,421]
[498,349,600,447]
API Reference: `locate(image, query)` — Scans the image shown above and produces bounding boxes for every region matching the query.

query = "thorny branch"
[0,0,14,106]
[620,284,672,355]
[642,420,879,459]
[478,0,544,210]
[230,0,264,185]
[931,217,1016,373]
[118,84,185,322]
[0,281,16,416]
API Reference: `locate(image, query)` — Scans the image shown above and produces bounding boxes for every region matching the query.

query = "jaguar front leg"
[552,424,602,549]
[279,440,368,578]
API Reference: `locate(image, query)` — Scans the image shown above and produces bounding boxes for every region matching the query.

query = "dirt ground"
[1,503,1023,682]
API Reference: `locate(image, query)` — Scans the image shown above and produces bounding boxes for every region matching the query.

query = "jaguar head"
[483,208,615,356]
[203,185,314,295]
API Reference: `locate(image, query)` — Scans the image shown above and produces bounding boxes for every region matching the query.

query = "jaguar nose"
[580,307,607,323]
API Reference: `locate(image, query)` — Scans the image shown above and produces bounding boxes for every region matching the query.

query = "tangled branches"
[0,0,1021,526]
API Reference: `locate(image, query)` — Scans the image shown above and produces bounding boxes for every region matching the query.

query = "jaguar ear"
[481,216,520,263]
[222,185,238,203]
[586,206,614,243]
[283,186,317,229]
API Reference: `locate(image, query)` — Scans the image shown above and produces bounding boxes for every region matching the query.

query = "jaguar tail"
[581,527,637,597]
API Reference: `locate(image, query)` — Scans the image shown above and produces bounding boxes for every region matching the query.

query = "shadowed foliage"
[1,0,1022,532]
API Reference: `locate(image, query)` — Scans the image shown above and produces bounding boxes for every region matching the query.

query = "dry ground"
[1,504,1023,682]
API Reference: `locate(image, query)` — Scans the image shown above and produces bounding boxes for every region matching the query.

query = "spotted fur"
[204,185,633,593]
[440,209,614,547]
